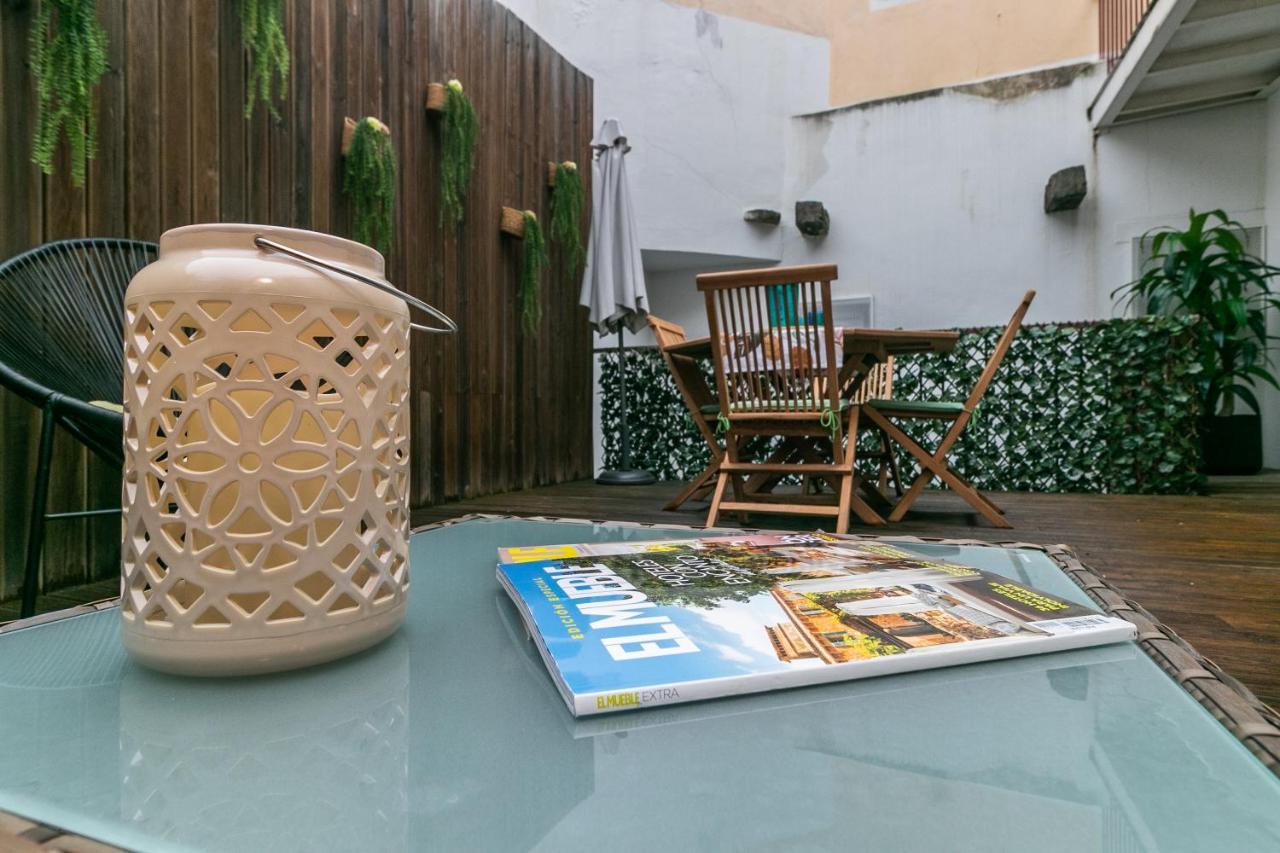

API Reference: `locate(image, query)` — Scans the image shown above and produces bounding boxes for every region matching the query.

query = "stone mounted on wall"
[743,208,781,226]
[795,200,829,238]
[1044,165,1087,213]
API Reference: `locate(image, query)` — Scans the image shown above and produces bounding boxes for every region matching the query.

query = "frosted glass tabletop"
[1,516,1278,853]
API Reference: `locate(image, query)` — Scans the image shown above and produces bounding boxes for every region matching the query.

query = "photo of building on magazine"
[498,533,1132,715]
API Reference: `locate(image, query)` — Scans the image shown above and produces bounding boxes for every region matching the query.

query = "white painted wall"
[780,66,1102,333]
[630,66,1279,467]
[1096,99,1277,467]
[1094,101,1269,317]
[496,0,829,267]
[1265,95,1280,468]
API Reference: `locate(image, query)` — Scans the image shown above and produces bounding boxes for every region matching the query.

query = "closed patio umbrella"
[581,118,654,485]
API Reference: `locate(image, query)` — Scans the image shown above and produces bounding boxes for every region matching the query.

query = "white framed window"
[831,295,875,328]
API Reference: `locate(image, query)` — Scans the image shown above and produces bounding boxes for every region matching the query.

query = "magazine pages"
[496,533,1136,716]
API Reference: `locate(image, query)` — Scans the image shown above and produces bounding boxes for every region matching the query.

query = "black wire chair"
[0,238,158,618]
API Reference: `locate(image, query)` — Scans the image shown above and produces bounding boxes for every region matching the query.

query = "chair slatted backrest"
[646,315,687,350]
[645,314,719,447]
[696,264,841,418]
[962,289,1036,413]
[847,356,894,404]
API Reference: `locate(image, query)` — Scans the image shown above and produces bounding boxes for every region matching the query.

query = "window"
[830,295,874,329]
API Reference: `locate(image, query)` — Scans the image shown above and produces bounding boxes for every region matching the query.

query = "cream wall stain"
[666,0,1099,105]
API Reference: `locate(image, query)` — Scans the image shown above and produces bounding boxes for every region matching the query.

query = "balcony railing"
[1100,0,1157,70]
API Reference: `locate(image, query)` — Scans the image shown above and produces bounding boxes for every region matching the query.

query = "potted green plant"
[241,0,290,119]
[518,210,548,333]
[1114,209,1280,474]
[30,0,109,186]
[549,160,585,274]
[342,117,397,257]
[438,79,478,226]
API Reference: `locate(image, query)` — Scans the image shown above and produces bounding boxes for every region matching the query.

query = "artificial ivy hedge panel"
[599,316,1204,495]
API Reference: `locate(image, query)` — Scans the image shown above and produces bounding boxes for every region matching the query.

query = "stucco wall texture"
[669,0,1099,106]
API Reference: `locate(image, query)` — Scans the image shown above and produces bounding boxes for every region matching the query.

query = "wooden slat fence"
[0,0,593,601]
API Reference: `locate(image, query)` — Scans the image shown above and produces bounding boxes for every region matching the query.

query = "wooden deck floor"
[414,474,1280,711]
[6,475,1276,711]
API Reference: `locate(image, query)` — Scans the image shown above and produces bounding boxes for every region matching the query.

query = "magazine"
[496,533,1136,717]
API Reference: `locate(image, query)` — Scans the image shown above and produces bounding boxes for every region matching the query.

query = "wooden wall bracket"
[425,82,446,112]
[499,206,525,238]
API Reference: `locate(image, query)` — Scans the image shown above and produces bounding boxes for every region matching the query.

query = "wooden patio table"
[663,328,960,523]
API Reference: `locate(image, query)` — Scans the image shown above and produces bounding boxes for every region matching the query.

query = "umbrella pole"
[596,327,656,486]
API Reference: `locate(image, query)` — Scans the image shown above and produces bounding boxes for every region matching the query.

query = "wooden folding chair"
[698,264,882,533]
[848,356,901,497]
[645,314,724,511]
[862,290,1035,529]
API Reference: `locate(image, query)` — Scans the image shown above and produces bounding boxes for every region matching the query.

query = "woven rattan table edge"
[2,512,1276,850]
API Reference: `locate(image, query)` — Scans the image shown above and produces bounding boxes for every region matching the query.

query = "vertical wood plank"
[403,0,430,505]
[519,21,537,488]
[191,0,220,221]
[159,0,193,232]
[267,0,294,226]
[291,0,312,227]
[0,0,44,257]
[88,0,128,237]
[501,7,522,489]
[218,0,247,222]
[309,2,333,233]
[126,0,161,239]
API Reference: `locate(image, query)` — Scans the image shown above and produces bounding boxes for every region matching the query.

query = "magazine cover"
[496,533,1136,717]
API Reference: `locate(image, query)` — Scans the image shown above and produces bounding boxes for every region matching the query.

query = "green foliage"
[343,118,397,257]
[600,317,1205,495]
[519,211,548,333]
[847,634,903,658]
[1113,209,1280,417]
[586,554,773,610]
[549,161,585,273]
[241,0,290,119]
[440,79,479,226]
[29,0,108,186]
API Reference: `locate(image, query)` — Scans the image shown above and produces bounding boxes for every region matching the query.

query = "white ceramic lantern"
[120,224,454,675]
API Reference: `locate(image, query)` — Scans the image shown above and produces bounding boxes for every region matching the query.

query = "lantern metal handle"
[253,235,458,335]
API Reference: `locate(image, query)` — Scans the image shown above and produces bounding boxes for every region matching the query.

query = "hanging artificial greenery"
[549,161,585,273]
[29,0,109,186]
[241,0,290,119]
[599,317,1205,494]
[343,117,397,257]
[440,79,479,226]
[519,211,548,333]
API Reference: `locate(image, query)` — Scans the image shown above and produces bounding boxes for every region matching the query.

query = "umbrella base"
[595,469,657,486]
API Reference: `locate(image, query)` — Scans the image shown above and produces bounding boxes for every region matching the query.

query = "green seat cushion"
[88,400,125,414]
[866,398,967,415]
[700,399,853,415]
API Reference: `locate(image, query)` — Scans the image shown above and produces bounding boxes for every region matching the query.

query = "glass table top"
[1,516,1278,853]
